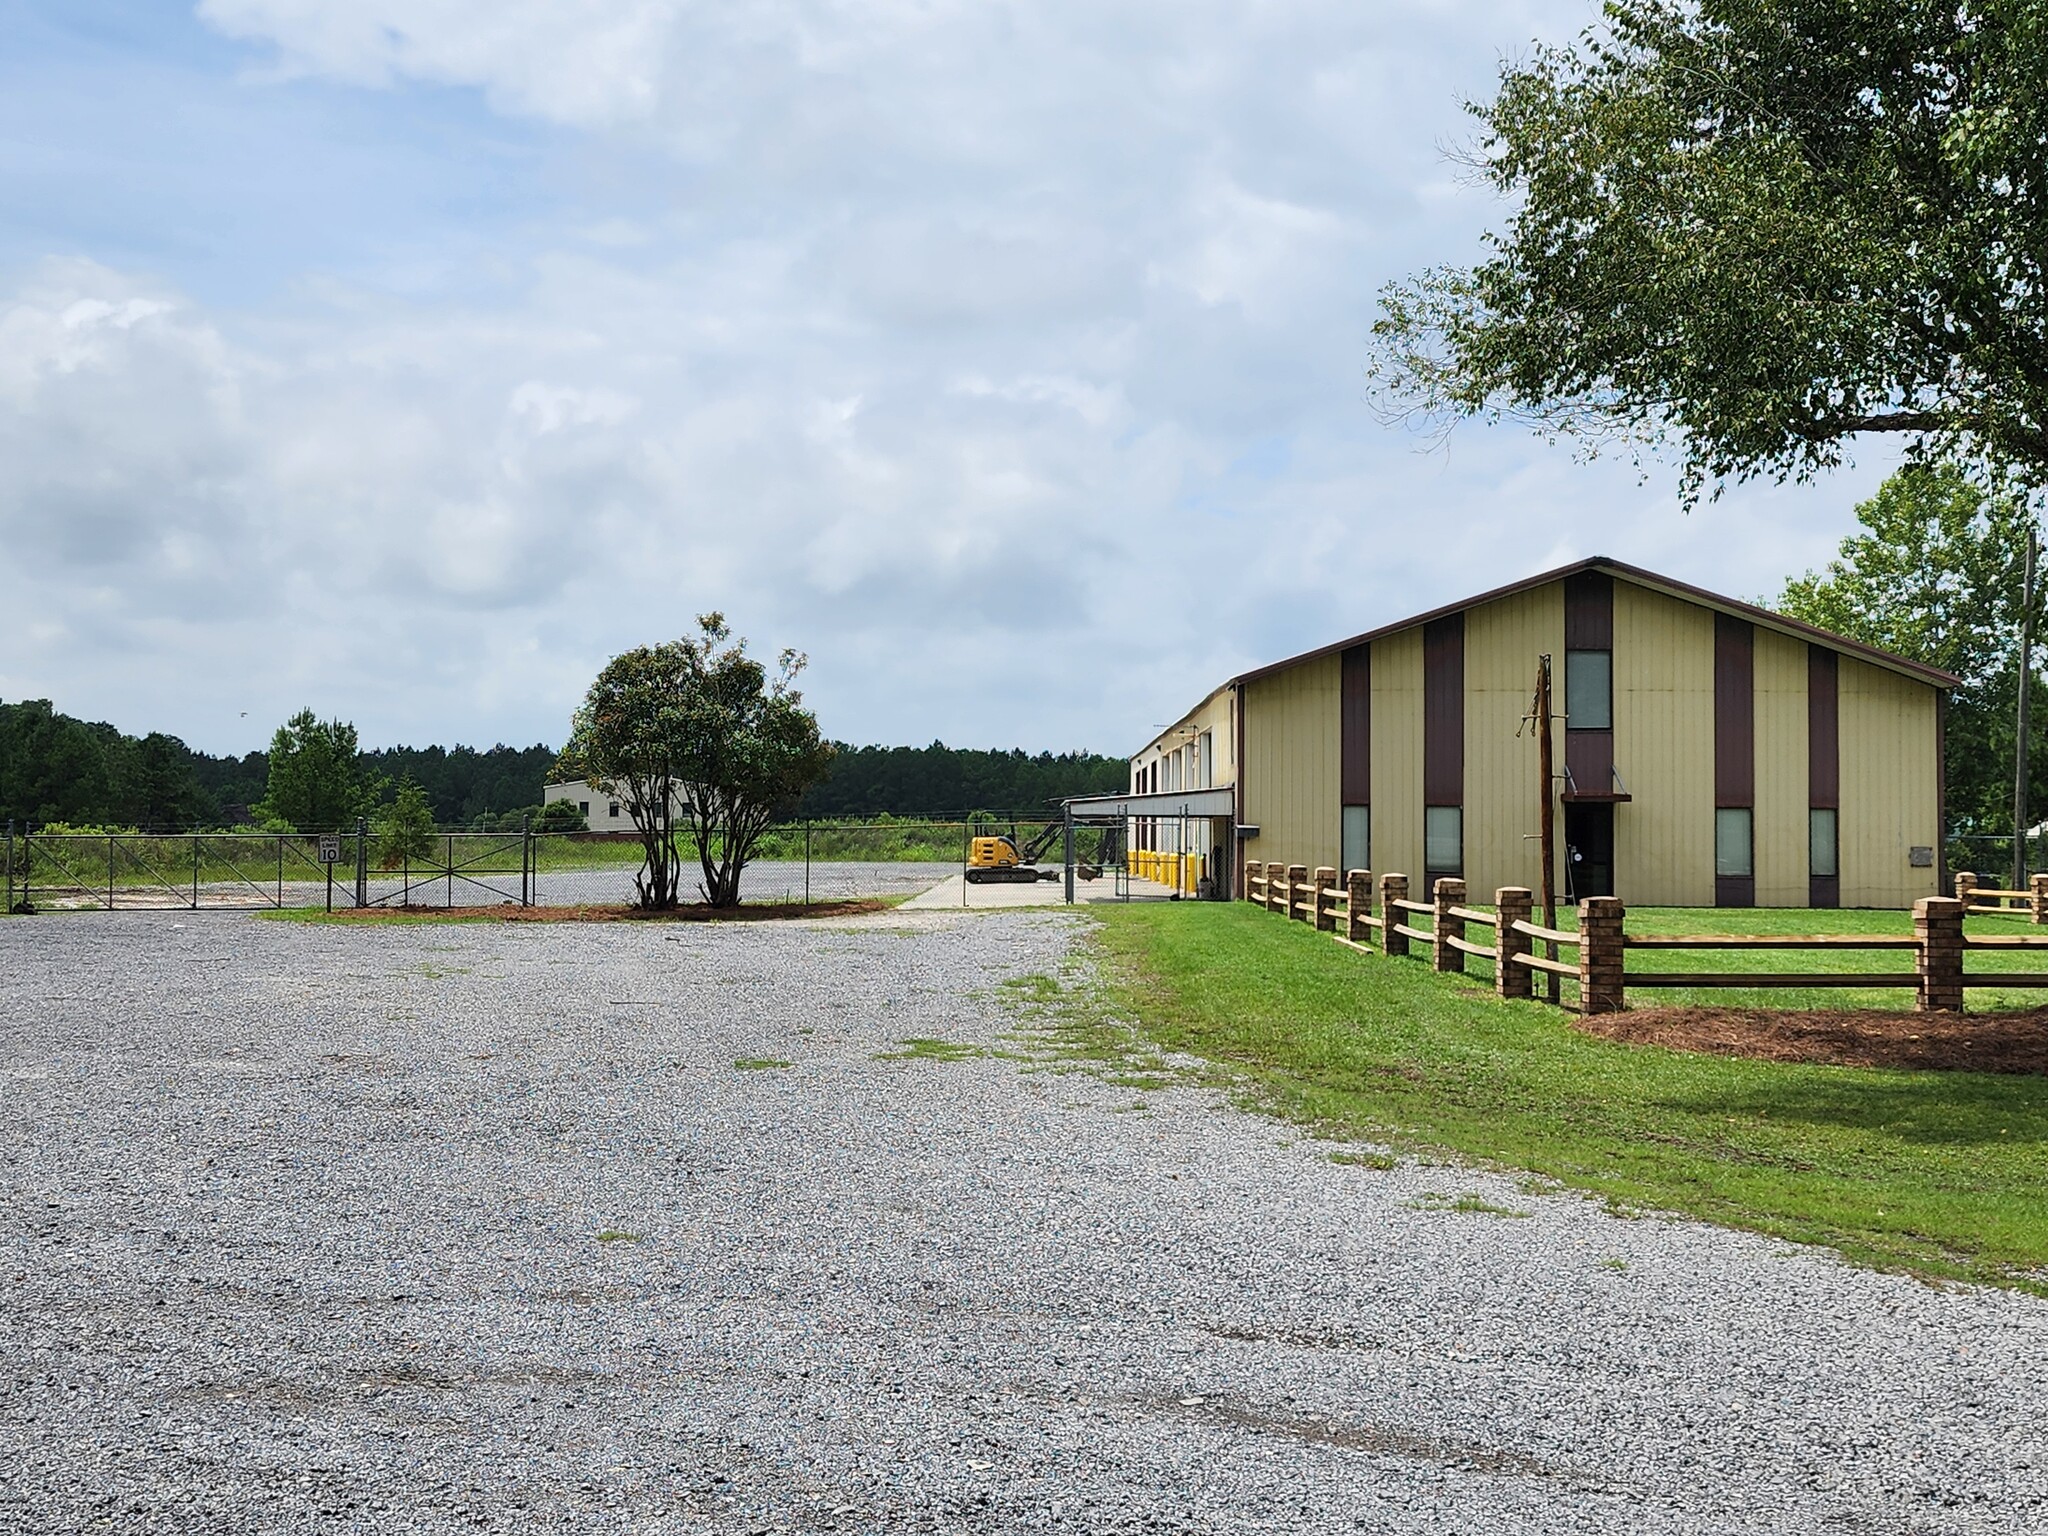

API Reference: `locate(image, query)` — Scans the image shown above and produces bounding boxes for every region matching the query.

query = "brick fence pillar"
[1495,887,1533,1000]
[1577,896,1626,1015]
[1380,874,1409,957]
[1914,896,1966,1013]
[1312,867,1337,931]
[1432,877,1466,973]
[2031,874,2048,925]
[1267,862,1286,914]
[1954,870,1977,908]
[1285,864,1308,922]
[1346,869,1372,947]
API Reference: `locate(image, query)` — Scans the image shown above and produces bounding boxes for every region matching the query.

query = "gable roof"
[1232,556,1961,691]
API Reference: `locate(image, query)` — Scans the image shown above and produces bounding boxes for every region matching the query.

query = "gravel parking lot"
[3,909,2045,1534]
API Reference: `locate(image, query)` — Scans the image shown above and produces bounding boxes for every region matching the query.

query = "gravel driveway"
[3,909,2044,1534]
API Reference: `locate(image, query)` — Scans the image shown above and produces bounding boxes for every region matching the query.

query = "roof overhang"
[1230,556,1961,692]
[1061,788,1237,821]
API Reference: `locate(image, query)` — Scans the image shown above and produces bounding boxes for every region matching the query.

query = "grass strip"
[1087,902,2048,1293]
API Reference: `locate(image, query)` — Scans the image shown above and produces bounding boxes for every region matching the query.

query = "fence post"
[1266,863,1284,914]
[1286,864,1308,922]
[3,819,12,913]
[1346,869,1372,947]
[1495,887,1533,1000]
[1914,896,1966,1013]
[523,815,533,908]
[1312,867,1337,931]
[1578,896,1626,1015]
[2031,873,2048,925]
[192,835,200,911]
[1432,877,1466,972]
[354,816,369,908]
[1954,870,1977,908]
[1380,874,1409,957]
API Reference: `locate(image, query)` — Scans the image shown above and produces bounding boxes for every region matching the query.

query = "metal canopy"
[1059,787,1237,821]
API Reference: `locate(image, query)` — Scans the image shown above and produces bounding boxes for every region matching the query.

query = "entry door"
[1564,803,1614,900]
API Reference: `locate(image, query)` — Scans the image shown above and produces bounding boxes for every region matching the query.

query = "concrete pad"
[900,872,1186,909]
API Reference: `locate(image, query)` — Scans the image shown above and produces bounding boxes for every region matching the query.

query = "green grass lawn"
[1086,901,2048,1292]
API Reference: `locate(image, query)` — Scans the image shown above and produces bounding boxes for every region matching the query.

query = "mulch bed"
[318,899,892,924]
[1579,1006,2048,1075]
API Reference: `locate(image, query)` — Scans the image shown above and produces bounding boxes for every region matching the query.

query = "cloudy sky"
[0,1,1901,758]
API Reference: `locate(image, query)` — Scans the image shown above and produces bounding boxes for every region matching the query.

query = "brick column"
[1286,864,1308,922]
[1380,874,1409,957]
[1312,867,1337,931]
[1577,896,1626,1016]
[2030,873,2048,925]
[1495,887,1533,1000]
[1914,896,1965,1013]
[1953,870,1977,908]
[1432,877,1466,973]
[1346,869,1372,947]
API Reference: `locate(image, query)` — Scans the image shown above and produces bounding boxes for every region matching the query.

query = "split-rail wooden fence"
[1241,861,2048,1015]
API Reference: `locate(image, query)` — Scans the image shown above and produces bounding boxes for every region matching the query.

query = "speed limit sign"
[317,834,341,864]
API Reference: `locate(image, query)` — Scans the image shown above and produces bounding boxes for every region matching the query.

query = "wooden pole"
[2016,521,2038,893]
[1536,655,1560,1003]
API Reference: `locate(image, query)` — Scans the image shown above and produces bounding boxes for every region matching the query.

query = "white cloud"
[0,3,1898,757]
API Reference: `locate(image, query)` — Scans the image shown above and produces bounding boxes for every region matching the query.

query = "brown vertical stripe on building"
[1233,683,1247,896]
[1563,570,1613,649]
[1715,614,1754,806]
[1716,613,1754,906]
[1341,645,1370,803]
[1423,615,1464,805]
[1807,646,1839,808]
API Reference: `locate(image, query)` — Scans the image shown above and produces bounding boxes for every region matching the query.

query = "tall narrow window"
[1197,731,1213,789]
[1809,808,1839,879]
[1342,805,1370,875]
[1715,808,1754,879]
[1425,806,1463,875]
[1565,650,1612,730]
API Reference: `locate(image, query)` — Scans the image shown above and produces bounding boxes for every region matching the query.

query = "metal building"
[1129,558,1955,909]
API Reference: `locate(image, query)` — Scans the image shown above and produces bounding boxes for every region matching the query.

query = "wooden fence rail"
[1241,867,2048,1014]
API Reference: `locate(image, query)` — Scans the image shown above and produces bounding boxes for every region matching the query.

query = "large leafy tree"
[1776,462,2042,834]
[256,710,375,833]
[1372,1,2048,500]
[559,616,835,909]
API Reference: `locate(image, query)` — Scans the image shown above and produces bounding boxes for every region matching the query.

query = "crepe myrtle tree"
[558,616,835,910]
[1370,1,2048,502]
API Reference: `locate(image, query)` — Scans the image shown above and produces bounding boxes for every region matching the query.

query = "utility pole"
[2017,521,2039,893]
[1535,655,1560,1004]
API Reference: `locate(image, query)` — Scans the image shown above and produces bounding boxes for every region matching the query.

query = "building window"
[1342,805,1370,874]
[1424,806,1462,874]
[579,801,590,816]
[1566,649,1612,731]
[608,801,621,819]
[1810,808,1839,878]
[1715,808,1754,878]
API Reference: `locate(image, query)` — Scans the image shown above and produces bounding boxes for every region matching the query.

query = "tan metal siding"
[1611,581,1716,906]
[1462,583,1564,897]
[1242,654,1341,872]
[1369,627,1425,884]
[1839,658,1941,907]
[1752,629,1810,906]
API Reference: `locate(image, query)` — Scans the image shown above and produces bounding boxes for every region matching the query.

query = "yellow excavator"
[965,820,1107,884]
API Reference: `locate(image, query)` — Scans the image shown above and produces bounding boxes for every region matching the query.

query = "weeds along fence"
[1241,861,2048,1015]
[3,823,535,913]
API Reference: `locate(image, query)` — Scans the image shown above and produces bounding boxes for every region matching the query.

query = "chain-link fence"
[3,816,1131,914]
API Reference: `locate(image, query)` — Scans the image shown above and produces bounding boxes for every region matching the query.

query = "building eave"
[1227,556,1961,692]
